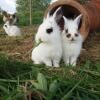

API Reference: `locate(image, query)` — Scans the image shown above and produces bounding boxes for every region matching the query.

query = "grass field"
[0,26,100,100]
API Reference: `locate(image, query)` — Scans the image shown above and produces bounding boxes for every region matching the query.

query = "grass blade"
[61,76,86,100]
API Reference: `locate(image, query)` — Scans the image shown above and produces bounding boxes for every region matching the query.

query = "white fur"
[3,21,21,36]
[3,16,7,22]
[50,0,58,4]
[62,14,83,66]
[0,0,17,14]
[32,7,62,67]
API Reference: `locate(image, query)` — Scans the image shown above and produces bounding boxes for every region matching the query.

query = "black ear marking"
[46,28,53,34]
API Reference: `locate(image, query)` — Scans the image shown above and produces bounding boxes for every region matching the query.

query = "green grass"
[0,12,43,26]
[0,54,100,100]
[17,11,44,26]
[0,25,99,99]
[0,11,44,26]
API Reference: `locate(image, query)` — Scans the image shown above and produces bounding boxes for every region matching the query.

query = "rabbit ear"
[46,11,50,19]
[43,17,46,22]
[74,14,82,26]
[53,7,62,18]
[47,12,50,19]
[43,12,50,22]
[63,16,69,23]
[63,16,66,21]
[53,7,63,25]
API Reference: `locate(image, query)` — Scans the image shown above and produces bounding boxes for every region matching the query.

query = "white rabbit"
[50,0,58,4]
[62,14,84,66]
[31,7,63,67]
[3,21,21,36]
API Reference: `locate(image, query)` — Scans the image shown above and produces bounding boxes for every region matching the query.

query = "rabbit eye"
[75,33,79,37]
[5,25,7,28]
[46,28,53,34]
[66,34,71,38]
[65,29,68,33]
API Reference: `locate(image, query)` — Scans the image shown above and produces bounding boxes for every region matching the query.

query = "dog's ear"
[9,14,19,24]
[2,11,8,17]
[16,16,19,23]
[13,15,19,22]
[2,11,10,17]
[2,11,11,22]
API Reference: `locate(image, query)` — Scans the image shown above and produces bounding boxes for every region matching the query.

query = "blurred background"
[0,0,50,26]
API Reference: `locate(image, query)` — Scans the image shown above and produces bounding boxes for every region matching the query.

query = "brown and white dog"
[2,11,19,25]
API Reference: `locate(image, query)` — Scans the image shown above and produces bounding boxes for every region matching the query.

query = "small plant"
[35,39,43,47]
[30,73,47,92]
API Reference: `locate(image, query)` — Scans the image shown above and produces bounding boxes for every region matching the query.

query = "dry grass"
[0,26,38,62]
[82,32,100,62]
[0,26,100,100]
[0,26,100,64]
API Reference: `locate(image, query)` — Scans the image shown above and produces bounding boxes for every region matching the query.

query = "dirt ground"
[82,31,100,63]
[0,26,100,64]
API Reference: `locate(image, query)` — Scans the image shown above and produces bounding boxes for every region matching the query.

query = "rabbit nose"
[71,38,74,41]
[66,34,71,38]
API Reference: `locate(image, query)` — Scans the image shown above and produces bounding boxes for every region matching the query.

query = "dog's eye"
[65,29,68,33]
[46,28,53,34]
[75,33,79,37]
